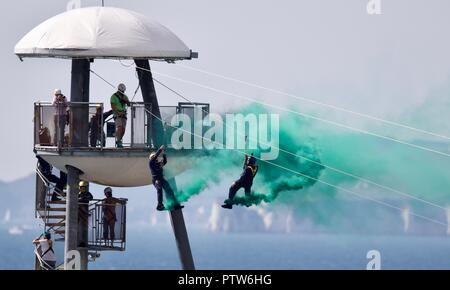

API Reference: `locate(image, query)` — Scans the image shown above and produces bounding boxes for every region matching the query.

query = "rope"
[148,70,450,158]
[90,62,448,220]
[176,64,450,141]
[153,77,193,104]
[145,107,448,228]
[151,77,448,212]
[34,246,55,270]
[131,83,140,102]
[90,69,115,88]
[36,166,65,198]
[89,62,447,214]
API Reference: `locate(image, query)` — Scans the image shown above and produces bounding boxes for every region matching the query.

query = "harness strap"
[41,245,54,258]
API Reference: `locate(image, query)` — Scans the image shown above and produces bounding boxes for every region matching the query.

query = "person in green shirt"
[110,83,131,148]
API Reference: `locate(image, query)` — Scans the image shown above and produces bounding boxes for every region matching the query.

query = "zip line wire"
[176,64,450,141]
[149,76,448,212]
[148,69,450,158]
[90,69,115,88]
[144,107,448,228]
[90,66,449,215]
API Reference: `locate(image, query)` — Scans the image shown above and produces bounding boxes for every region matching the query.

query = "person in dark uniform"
[37,156,67,201]
[89,107,113,147]
[149,145,184,211]
[78,181,93,247]
[222,154,259,209]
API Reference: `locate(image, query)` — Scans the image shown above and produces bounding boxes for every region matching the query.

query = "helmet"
[43,231,51,239]
[118,83,126,93]
[54,89,62,96]
[104,187,112,195]
[79,181,89,187]
[247,154,257,166]
[149,152,156,159]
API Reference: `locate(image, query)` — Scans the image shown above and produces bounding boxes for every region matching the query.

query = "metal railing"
[35,167,127,251]
[34,102,105,149]
[34,101,210,150]
[87,198,127,251]
[34,102,156,149]
[35,166,67,240]
[160,102,210,148]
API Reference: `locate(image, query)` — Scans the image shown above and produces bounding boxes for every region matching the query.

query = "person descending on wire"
[222,153,259,209]
[149,145,184,211]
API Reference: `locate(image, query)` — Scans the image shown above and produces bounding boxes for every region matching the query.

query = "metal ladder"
[35,168,67,240]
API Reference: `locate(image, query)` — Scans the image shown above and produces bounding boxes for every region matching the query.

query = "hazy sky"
[1,0,449,181]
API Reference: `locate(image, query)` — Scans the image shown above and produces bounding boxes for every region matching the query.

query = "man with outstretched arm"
[149,145,184,211]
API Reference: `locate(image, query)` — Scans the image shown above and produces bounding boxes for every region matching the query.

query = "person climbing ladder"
[222,153,259,209]
[149,145,184,211]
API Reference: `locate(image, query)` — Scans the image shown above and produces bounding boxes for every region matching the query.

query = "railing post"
[56,112,60,149]
[100,104,104,149]
[131,105,134,147]
[33,104,36,147]
[122,201,127,245]
[148,103,152,147]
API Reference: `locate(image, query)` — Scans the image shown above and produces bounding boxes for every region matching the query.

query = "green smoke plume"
[165,99,450,233]
[270,101,450,230]
[168,104,325,208]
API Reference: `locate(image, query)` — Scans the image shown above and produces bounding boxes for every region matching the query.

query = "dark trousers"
[43,260,56,270]
[153,177,178,205]
[90,131,105,147]
[103,220,115,240]
[90,131,99,147]
[56,172,67,194]
[78,204,89,246]
[54,115,66,146]
[228,180,252,200]
[44,172,65,196]
[45,173,60,185]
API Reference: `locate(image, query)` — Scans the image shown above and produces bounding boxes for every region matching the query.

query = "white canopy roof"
[14,7,194,60]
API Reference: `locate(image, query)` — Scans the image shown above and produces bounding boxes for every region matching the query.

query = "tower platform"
[36,146,204,187]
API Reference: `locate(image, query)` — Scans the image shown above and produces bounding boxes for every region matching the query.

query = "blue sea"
[2,226,450,270]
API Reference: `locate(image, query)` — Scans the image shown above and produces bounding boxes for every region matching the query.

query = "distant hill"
[0,174,36,225]
[0,173,447,236]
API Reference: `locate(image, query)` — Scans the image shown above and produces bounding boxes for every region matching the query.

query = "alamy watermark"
[65,250,81,270]
[367,0,382,15]
[66,0,81,11]
[169,107,280,161]
[366,249,381,270]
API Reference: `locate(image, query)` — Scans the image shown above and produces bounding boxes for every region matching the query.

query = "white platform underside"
[41,154,195,187]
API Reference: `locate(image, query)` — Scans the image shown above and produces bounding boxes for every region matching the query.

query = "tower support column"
[135,59,164,147]
[135,60,195,269]
[64,165,81,270]
[70,59,90,147]
[168,178,195,270]
[64,58,90,270]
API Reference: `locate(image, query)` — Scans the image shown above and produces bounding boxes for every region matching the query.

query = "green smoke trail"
[166,99,450,232]
[168,104,326,208]
[271,102,450,230]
